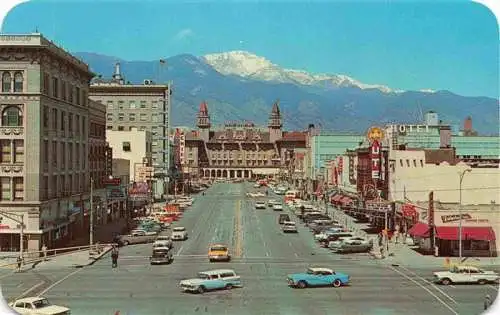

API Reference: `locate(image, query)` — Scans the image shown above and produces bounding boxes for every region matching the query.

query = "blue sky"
[2,0,498,98]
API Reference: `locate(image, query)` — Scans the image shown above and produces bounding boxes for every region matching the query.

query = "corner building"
[0,34,106,252]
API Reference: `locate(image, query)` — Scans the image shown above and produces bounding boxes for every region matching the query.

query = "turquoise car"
[287,267,350,288]
[179,269,242,294]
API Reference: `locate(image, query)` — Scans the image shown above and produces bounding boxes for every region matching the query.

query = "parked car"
[208,244,231,262]
[155,235,173,248]
[268,200,279,207]
[117,230,157,246]
[282,221,298,233]
[172,227,188,241]
[433,265,500,285]
[9,297,70,315]
[318,232,354,248]
[287,267,350,288]
[332,239,373,253]
[255,201,267,209]
[179,269,242,293]
[273,204,284,211]
[328,236,367,250]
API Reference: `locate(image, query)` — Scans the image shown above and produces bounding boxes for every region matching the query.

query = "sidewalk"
[31,245,114,270]
[324,204,500,269]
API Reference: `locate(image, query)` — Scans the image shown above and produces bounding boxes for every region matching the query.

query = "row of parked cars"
[284,199,373,254]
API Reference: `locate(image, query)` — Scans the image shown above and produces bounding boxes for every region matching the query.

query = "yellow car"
[208,244,231,262]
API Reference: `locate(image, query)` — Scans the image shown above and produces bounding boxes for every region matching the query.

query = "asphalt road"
[0,182,498,315]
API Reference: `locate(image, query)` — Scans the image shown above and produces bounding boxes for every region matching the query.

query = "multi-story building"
[89,63,171,199]
[106,128,152,182]
[183,101,307,180]
[0,33,107,252]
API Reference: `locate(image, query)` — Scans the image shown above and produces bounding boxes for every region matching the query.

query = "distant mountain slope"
[75,51,499,135]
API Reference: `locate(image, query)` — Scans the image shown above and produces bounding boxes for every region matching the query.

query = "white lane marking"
[176,244,185,256]
[38,268,83,296]
[14,281,44,300]
[294,253,298,258]
[398,265,458,304]
[288,242,292,247]
[175,254,206,258]
[119,256,150,259]
[487,284,498,291]
[265,252,270,257]
[389,266,458,315]
[0,272,14,280]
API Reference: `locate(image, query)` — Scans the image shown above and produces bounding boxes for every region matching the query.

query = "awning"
[436,226,496,241]
[408,222,430,238]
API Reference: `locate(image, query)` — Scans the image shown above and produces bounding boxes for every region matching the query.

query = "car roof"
[15,297,46,303]
[200,269,236,275]
[173,227,185,230]
[309,267,334,273]
[284,221,296,224]
[209,243,228,247]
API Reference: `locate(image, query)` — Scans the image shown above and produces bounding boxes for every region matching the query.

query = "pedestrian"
[484,294,491,311]
[111,246,119,268]
[41,244,48,261]
[16,256,22,272]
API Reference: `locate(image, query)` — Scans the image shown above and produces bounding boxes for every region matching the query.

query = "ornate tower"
[268,99,283,143]
[197,101,211,142]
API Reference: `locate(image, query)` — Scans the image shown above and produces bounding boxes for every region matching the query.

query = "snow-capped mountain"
[204,50,397,93]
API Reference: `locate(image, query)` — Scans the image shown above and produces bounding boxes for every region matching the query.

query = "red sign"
[338,157,343,174]
[402,204,417,217]
[104,178,121,186]
[370,140,381,179]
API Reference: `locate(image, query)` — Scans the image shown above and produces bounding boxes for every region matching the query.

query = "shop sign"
[402,204,417,217]
[441,213,472,223]
[105,178,126,201]
[371,140,381,179]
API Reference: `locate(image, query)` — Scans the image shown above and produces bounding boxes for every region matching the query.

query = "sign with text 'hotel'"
[388,124,431,134]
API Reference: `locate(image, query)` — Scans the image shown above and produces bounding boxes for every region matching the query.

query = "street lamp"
[458,168,472,261]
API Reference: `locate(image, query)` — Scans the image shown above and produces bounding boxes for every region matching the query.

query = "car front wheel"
[197,286,205,294]
[441,278,452,285]
[333,279,342,287]
[297,280,307,289]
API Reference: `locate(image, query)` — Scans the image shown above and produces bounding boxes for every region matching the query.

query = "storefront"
[408,210,497,257]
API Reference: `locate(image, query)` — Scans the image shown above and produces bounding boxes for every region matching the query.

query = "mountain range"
[75,51,499,135]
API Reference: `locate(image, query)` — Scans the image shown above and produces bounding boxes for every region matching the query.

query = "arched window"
[2,72,11,92]
[13,72,23,92]
[2,106,22,126]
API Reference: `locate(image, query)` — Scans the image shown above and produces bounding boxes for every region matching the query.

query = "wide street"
[1,182,498,315]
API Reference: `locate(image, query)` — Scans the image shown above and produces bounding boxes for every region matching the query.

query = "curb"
[75,246,113,268]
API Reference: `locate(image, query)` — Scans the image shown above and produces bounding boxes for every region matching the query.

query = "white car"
[282,221,298,233]
[180,269,242,293]
[255,201,266,209]
[433,265,500,285]
[171,227,188,241]
[272,204,284,211]
[9,297,70,315]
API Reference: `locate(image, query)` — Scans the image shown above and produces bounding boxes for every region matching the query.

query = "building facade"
[106,128,152,182]
[0,33,107,252]
[89,63,171,199]
[183,101,307,180]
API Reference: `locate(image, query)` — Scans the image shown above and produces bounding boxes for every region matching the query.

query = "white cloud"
[174,28,194,40]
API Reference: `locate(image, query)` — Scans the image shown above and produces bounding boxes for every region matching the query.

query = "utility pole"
[458,169,471,262]
[89,177,94,247]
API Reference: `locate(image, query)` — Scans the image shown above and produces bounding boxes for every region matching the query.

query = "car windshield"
[211,246,227,251]
[32,299,50,308]
[306,269,315,274]
[173,227,185,232]
[198,273,210,279]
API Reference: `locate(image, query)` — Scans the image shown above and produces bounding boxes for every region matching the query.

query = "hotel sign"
[370,140,381,179]
[389,124,430,134]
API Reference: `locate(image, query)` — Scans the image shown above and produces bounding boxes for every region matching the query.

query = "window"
[151,114,158,122]
[107,101,114,109]
[52,141,57,166]
[118,113,124,121]
[13,72,23,92]
[75,144,80,167]
[42,176,48,200]
[118,101,124,109]
[399,159,403,167]
[43,140,48,170]
[2,72,11,92]
[151,101,158,109]
[42,73,50,94]
[68,114,73,132]
[82,90,87,106]
[75,115,80,134]
[82,117,86,137]
[61,81,66,100]
[129,101,136,109]
[107,113,113,121]
[122,142,131,152]
[61,142,66,168]
[118,126,124,131]
[0,140,11,163]
[13,177,23,200]
[140,114,148,121]
[129,113,136,121]
[52,77,58,98]
[139,126,146,131]
[406,159,410,167]
[107,125,113,130]
[420,160,424,167]
[75,87,80,105]
[2,106,22,126]
[140,101,147,109]
[52,108,57,130]
[43,106,49,128]
[14,140,23,163]
[413,159,417,167]
[51,175,57,198]
[68,84,73,103]
[0,177,10,200]
[60,111,65,131]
